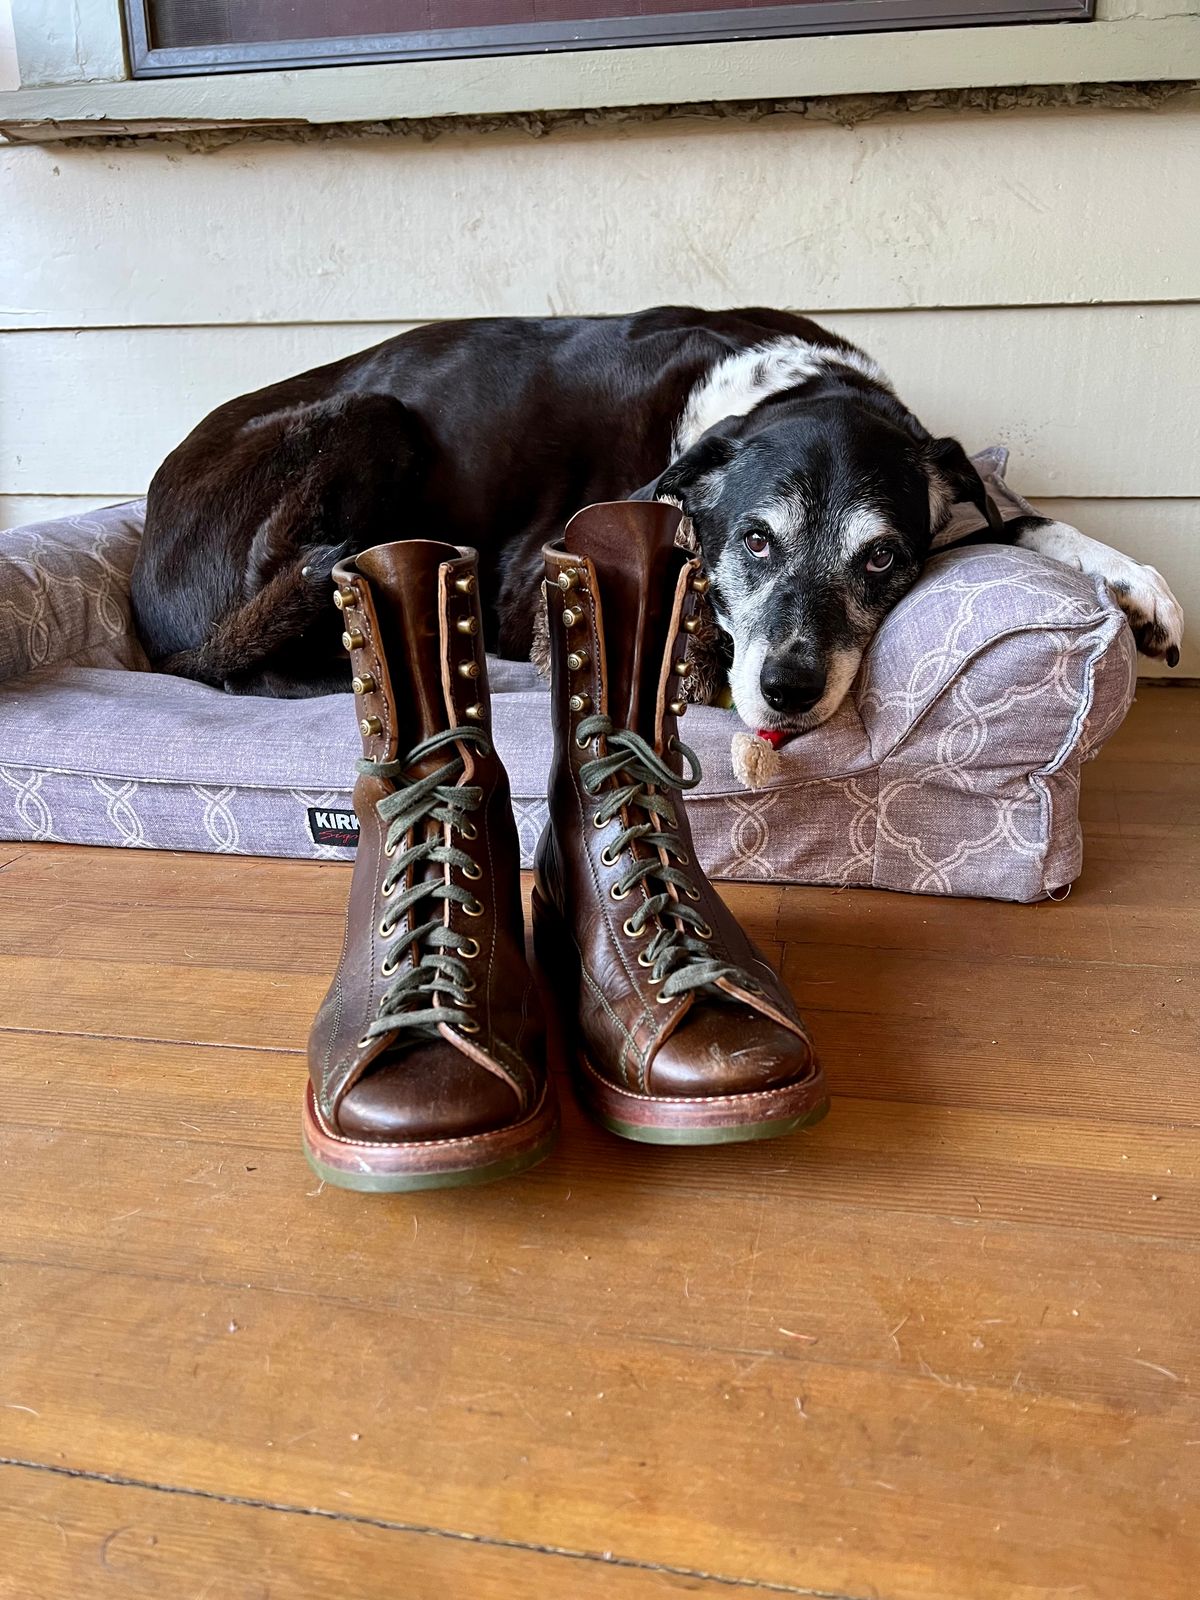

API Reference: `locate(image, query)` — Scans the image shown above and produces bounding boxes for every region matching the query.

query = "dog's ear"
[655,433,740,513]
[925,436,1003,535]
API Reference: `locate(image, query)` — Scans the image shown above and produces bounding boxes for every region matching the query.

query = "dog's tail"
[162,540,347,689]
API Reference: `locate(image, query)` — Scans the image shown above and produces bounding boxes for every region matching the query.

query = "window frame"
[122,0,1094,79]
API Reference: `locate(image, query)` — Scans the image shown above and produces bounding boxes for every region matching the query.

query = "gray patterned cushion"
[0,488,1135,902]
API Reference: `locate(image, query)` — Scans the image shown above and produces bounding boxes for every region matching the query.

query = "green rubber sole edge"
[302,1132,557,1193]
[592,1096,831,1147]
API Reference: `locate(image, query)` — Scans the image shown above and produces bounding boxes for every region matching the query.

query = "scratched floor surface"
[1,686,1197,1600]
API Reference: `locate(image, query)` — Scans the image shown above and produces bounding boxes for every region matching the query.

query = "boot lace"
[577,712,757,1003]
[358,725,490,1043]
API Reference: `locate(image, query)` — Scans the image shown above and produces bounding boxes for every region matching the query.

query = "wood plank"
[0,1253,1194,1600]
[3,107,1199,331]
[2,690,1198,1599]
[0,883,1193,1126]
[2,1031,1195,1236]
[0,1462,729,1600]
[5,307,1200,498]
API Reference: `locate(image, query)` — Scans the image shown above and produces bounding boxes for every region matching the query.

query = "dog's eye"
[865,544,895,573]
[743,528,771,559]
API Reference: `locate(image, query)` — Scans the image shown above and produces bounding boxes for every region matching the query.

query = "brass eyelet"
[460,821,478,840]
[609,882,630,902]
[459,1019,481,1034]
[461,973,477,993]
[381,954,398,978]
[380,878,396,899]
[646,971,663,985]
[592,810,607,829]
[459,936,480,959]
[462,861,482,881]
[655,989,677,1004]
[575,732,591,750]
[464,898,485,918]
[378,918,395,939]
[674,850,691,867]
[637,949,656,968]
[600,845,622,867]
[357,1033,373,1048]
[622,916,646,939]
[383,838,397,858]
[684,886,701,902]
[695,920,713,940]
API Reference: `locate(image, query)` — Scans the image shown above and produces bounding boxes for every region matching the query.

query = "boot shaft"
[544,501,707,821]
[334,538,489,771]
[312,540,534,1128]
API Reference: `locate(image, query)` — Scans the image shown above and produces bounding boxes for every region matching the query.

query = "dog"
[131,305,1183,731]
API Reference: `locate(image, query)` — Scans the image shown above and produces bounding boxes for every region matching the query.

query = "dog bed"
[0,455,1136,901]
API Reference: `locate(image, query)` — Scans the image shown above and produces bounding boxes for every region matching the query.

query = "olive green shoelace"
[577,712,757,1004]
[358,726,490,1043]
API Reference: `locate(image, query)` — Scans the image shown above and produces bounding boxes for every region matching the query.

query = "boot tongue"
[356,540,462,773]
[564,502,685,740]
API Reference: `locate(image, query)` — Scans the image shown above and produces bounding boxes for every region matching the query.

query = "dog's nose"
[760,650,827,716]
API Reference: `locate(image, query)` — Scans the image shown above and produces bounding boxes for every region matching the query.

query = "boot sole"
[301,1082,559,1193]
[531,886,829,1147]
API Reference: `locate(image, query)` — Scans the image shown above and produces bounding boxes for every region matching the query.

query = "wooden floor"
[2,687,1197,1600]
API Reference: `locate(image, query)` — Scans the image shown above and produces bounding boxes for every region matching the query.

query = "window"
[124,0,1095,78]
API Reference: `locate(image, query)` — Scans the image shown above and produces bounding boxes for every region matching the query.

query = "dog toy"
[731,725,790,789]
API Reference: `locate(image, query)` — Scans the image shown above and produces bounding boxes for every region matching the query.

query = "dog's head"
[657,391,995,731]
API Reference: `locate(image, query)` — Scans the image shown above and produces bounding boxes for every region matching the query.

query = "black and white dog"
[132,306,1183,729]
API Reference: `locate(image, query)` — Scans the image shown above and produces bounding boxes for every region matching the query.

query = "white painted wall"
[0,0,19,92]
[2,100,1197,672]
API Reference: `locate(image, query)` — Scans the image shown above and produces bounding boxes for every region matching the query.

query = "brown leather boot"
[305,540,558,1191]
[532,502,828,1145]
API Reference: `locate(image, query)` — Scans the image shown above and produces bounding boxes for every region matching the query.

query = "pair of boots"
[304,502,828,1191]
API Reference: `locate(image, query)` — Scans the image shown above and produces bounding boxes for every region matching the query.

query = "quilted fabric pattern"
[0,502,149,679]
[0,486,1137,902]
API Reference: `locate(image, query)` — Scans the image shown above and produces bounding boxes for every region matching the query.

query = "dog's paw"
[1019,522,1185,667]
[1105,561,1184,666]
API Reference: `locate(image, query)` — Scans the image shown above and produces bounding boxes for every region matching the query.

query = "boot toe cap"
[337,1041,523,1141]
[647,1006,813,1100]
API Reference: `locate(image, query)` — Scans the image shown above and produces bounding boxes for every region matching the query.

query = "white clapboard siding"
[4,306,1198,498]
[2,106,1199,330]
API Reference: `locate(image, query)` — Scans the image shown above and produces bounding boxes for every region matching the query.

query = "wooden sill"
[1,16,1197,143]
